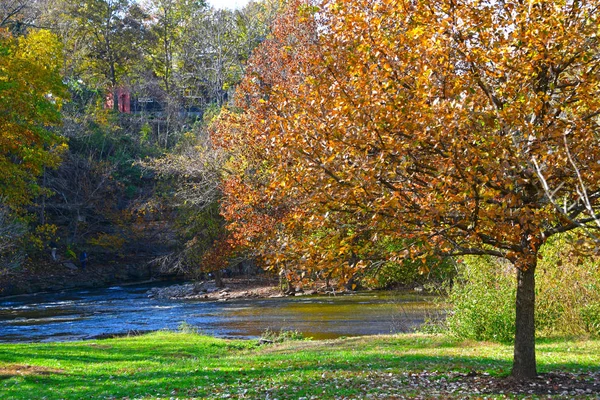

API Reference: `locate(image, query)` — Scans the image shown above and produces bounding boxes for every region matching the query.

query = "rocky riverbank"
[146,278,339,301]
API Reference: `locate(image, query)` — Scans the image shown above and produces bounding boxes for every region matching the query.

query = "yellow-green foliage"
[0,29,68,207]
[87,233,126,251]
[26,224,59,250]
[447,232,600,341]
[446,256,516,343]
[536,233,600,336]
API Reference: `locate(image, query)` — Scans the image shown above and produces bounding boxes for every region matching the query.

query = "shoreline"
[145,277,351,301]
[0,275,428,302]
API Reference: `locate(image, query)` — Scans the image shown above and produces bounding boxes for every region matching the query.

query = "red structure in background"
[105,88,131,113]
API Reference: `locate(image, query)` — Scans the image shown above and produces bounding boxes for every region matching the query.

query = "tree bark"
[512,259,537,379]
[214,269,224,288]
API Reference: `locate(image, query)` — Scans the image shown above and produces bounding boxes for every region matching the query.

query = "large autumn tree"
[215,0,600,380]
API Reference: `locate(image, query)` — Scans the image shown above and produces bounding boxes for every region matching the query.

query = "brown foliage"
[216,0,600,278]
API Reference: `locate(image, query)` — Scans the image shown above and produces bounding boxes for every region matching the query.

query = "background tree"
[34,0,169,260]
[142,129,227,277]
[0,0,48,33]
[140,0,282,277]
[0,28,68,208]
[0,28,67,269]
[56,0,146,109]
[0,0,284,283]
[179,1,280,109]
[215,0,600,379]
[135,0,205,147]
[0,202,26,271]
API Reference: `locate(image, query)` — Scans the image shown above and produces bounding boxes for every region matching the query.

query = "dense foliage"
[0,29,67,207]
[0,0,279,273]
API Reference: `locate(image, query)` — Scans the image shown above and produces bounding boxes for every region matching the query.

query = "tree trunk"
[113,87,119,112]
[214,269,224,288]
[512,260,537,379]
[41,168,46,225]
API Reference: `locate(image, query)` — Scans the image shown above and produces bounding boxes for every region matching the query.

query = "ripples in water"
[0,283,441,343]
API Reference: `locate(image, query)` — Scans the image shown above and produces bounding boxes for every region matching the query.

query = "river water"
[0,282,440,343]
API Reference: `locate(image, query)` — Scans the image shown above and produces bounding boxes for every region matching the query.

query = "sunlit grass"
[0,332,598,399]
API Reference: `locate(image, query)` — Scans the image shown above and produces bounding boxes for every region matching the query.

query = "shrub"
[534,233,600,336]
[446,256,516,343]
[580,303,600,337]
[178,321,201,334]
[446,231,600,341]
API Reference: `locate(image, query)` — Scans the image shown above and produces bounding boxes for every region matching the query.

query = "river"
[0,282,441,342]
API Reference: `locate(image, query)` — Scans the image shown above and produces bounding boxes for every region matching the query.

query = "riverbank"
[146,277,353,301]
[1,332,598,399]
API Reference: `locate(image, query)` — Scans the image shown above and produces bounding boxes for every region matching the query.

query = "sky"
[207,0,251,9]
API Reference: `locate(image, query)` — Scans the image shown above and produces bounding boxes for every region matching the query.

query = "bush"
[178,321,202,334]
[446,232,600,341]
[580,303,600,337]
[446,256,516,343]
[534,233,600,336]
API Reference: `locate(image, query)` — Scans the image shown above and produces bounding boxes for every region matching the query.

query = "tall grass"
[446,231,600,341]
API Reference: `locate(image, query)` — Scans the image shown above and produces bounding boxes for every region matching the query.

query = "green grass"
[0,332,598,399]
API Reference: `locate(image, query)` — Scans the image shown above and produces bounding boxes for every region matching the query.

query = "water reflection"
[0,283,440,342]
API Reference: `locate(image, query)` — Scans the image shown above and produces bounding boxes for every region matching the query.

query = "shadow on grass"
[1,354,514,399]
[0,334,598,399]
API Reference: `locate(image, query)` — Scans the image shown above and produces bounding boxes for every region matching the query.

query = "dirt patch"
[0,364,65,379]
[488,372,600,396]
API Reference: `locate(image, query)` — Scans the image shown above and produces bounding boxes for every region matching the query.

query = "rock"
[64,263,78,271]
[146,283,196,299]
[193,281,208,293]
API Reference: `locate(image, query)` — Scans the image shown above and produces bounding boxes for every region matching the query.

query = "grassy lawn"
[0,332,598,399]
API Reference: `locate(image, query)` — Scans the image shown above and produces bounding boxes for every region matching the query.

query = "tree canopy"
[0,28,68,207]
